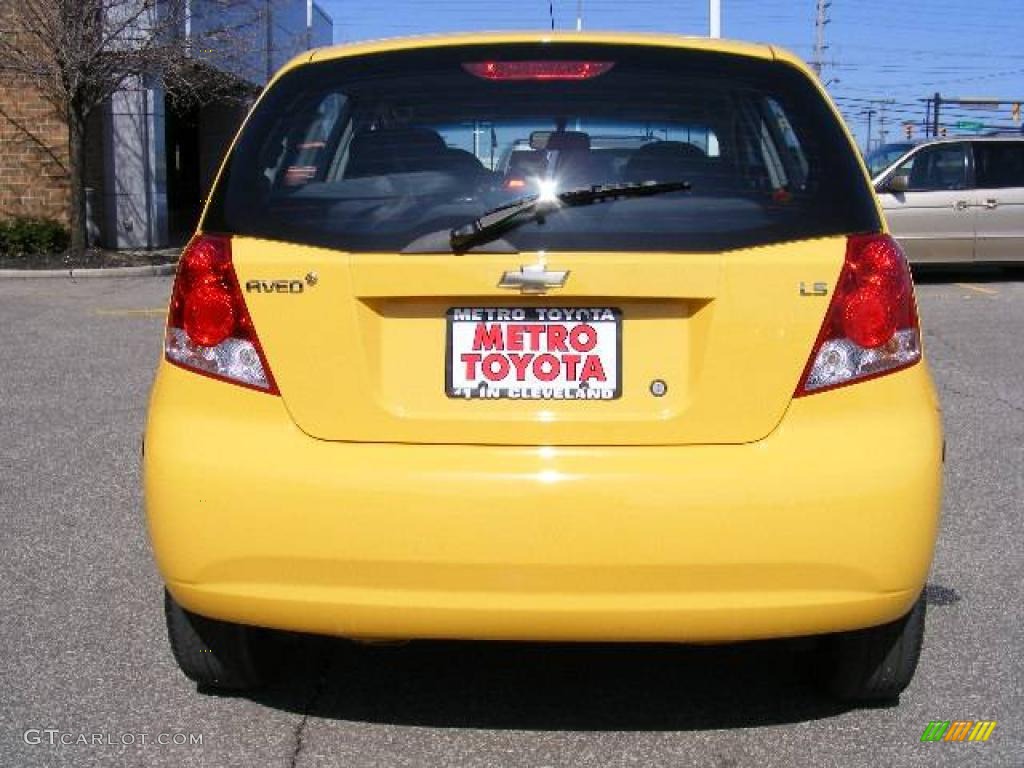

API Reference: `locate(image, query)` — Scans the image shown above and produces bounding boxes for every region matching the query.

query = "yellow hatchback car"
[145,32,943,702]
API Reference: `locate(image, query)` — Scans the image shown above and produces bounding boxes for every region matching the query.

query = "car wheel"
[164,589,266,691]
[823,593,926,703]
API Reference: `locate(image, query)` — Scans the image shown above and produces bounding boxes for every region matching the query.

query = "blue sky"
[316,0,1024,149]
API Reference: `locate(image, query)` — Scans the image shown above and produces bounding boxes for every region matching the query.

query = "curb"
[0,262,177,279]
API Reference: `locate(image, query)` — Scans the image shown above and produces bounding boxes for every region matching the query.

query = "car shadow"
[243,634,856,731]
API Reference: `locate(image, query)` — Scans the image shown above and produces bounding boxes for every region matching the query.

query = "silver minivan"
[873,136,1024,264]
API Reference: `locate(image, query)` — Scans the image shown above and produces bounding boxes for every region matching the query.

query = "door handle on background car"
[953,200,969,210]
[984,198,999,209]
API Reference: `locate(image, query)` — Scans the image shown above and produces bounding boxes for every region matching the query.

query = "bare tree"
[0,0,261,253]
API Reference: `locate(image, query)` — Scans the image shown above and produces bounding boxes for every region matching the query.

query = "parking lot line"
[954,283,999,296]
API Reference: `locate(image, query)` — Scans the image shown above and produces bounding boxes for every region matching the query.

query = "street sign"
[953,97,1002,109]
[956,120,985,131]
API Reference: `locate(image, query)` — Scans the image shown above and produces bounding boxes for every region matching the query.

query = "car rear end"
[145,34,942,698]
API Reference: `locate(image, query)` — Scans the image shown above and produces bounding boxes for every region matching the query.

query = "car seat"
[623,141,720,188]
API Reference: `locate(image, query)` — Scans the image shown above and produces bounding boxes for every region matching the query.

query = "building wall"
[189,0,269,85]
[101,80,169,249]
[311,2,333,47]
[269,0,310,74]
[189,0,333,85]
[0,75,69,222]
[0,0,332,247]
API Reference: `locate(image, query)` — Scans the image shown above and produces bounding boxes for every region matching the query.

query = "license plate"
[446,307,621,400]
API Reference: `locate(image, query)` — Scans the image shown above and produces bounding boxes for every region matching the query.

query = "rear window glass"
[205,44,879,252]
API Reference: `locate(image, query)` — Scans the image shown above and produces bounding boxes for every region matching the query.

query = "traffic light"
[904,123,914,139]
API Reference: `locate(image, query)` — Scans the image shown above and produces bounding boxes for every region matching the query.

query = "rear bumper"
[145,361,943,643]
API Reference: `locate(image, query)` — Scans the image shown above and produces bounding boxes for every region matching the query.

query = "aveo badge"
[245,272,318,294]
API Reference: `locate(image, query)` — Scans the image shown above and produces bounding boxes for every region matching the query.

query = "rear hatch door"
[208,39,878,445]
[235,236,846,445]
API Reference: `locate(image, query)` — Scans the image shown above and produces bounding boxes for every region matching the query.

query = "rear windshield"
[205,43,879,252]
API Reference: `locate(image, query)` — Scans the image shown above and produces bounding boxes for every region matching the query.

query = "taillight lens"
[796,234,921,396]
[164,234,278,393]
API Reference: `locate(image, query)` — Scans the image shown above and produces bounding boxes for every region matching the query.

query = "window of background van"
[973,142,1024,188]
[894,143,968,191]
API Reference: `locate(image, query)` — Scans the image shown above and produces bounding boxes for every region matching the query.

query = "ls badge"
[800,281,828,297]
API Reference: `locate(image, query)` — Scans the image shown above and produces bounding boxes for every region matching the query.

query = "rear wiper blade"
[449,180,690,252]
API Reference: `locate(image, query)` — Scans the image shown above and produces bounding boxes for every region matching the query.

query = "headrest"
[632,141,706,161]
[546,131,591,152]
[350,128,446,154]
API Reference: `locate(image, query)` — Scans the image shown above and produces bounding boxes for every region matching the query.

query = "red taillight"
[165,234,278,394]
[184,282,236,347]
[462,61,615,81]
[796,234,921,396]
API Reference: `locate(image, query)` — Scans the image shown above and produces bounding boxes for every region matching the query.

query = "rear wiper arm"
[449,180,690,252]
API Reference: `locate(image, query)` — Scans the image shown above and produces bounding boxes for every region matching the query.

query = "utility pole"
[878,99,892,146]
[812,0,831,78]
[710,0,721,38]
[861,98,894,150]
[932,92,942,139]
[305,0,313,51]
[576,0,584,31]
[265,0,274,83]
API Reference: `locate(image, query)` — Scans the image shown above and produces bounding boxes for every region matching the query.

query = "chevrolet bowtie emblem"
[498,264,570,294]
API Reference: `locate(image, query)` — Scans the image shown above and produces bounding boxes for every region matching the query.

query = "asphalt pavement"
[0,270,1021,767]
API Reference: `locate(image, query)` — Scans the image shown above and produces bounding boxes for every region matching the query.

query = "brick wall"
[0,75,70,222]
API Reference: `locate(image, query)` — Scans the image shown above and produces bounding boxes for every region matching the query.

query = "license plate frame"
[445,307,622,400]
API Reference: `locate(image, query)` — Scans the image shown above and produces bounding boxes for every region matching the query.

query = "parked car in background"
[873,136,1024,264]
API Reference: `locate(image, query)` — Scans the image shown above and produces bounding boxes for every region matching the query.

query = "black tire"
[164,589,266,691]
[823,594,926,703]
